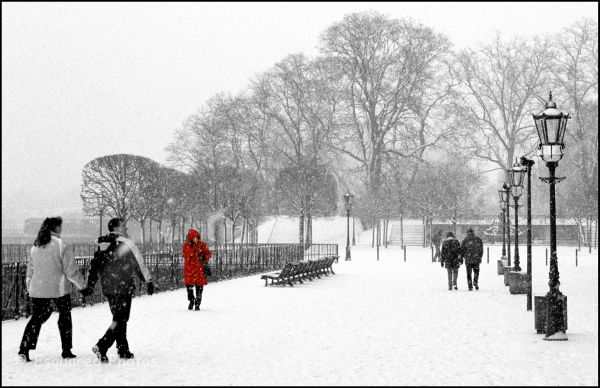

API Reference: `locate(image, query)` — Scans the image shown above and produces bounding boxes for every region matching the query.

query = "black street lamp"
[98,192,105,236]
[533,91,569,341]
[503,182,512,267]
[498,187,508,259]
[520,156,535,311]
[508,160,526,272]
[344,192,353,261]
[352,216,356,246]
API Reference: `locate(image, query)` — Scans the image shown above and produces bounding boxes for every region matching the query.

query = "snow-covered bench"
[260,256,338,286]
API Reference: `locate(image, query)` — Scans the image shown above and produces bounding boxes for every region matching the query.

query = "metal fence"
[2,243,338,321]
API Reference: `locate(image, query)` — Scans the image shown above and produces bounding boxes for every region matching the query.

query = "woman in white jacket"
[18,217,88,362]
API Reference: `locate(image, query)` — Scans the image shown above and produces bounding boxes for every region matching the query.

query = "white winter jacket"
[26,233,86,298]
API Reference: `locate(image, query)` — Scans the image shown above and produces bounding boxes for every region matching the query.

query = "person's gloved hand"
[80,286,94,297]
[147,282,154,296]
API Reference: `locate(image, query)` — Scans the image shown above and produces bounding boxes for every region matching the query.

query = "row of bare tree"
[80,12,597,245]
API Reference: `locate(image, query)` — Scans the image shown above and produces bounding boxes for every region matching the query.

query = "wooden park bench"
[260,255,338,286]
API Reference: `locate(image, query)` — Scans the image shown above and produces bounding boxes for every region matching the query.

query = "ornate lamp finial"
[546,90,557,109]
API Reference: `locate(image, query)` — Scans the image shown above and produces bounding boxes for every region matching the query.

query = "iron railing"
[2,243,338,320]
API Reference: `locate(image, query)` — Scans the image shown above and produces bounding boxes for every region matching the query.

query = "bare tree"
[81,154,152,237]
[550,19,598,238]
[451,33,554,172]
[129,158,164,245]
[251,53,336,243]
[320,11,451,212]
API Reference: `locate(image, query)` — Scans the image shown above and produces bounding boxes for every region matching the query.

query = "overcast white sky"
[2,2,598,220]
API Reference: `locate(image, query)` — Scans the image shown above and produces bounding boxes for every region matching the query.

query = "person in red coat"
[183,229,212,310]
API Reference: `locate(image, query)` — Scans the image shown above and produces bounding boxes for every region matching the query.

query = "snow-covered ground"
[2,239,597,385]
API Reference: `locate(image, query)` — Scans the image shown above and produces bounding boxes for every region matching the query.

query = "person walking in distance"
[81,218,155,363]
[460,228,484,291]
[18,217,89,362]
[441,231,462,290]
[183,229,212,310]
[432,229,443,262]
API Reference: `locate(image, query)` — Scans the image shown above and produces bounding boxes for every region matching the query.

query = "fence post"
[575,249,578,267]
[487,247,489,264]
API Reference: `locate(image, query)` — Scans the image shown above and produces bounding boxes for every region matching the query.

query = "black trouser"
[20,294,73,352]
[96,294,132,354]
[466,263,480,288]
[186,285,203,305]
[433,245,441,261]
[446,267,459,289]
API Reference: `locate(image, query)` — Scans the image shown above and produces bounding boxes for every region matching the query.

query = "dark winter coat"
[441,237,462,269]
[86,232,152,295]
[183,229,212,286]
[460,233,484,265]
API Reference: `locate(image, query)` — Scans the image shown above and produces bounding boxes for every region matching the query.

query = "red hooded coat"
[183,229,212,286]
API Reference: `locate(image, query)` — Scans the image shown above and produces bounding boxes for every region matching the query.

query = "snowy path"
[2,245,597,385]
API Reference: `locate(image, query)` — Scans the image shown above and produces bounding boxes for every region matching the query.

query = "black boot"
[118,350,135,359]
[61,349,77,359]
[18,348,31,362]
[187,288,194,310]
[194,286,203,310]
[92,345,108,363]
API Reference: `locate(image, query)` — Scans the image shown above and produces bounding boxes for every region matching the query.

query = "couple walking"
[18,216,212,363]
[440,228,483,291]
[18,217,154,363]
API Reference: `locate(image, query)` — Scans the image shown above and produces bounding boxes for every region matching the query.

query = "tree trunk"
[157,220,162,251]
[181,217,186,243]
[299,213,305,247]
[232,218,236,262]
[400,215,404,248]
[595,219,598,249]
[140,218,146,245]
[384,219,388,248]
[170,219,176,244]
[241,219,246,245]
[371,222,375,248]
[305,213,312,247]
[588,217,592,253]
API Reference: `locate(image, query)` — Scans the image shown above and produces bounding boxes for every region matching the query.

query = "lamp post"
[344,192,353,261]
[498,188,507,259]
[520,156,535,311]
[503,182,512,267]
[98,193,105,236]
[223,214,228,261]
[533,91,569,341]
[508,160,526,272]
[352,216,356,246]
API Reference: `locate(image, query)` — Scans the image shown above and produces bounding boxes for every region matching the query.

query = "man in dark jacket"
[441,232,462,290]
[460,228,484,291]
[81,218,154,363]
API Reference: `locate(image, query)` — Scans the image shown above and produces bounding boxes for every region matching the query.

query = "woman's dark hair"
[108,218,122,232]
[33,217,63,247]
